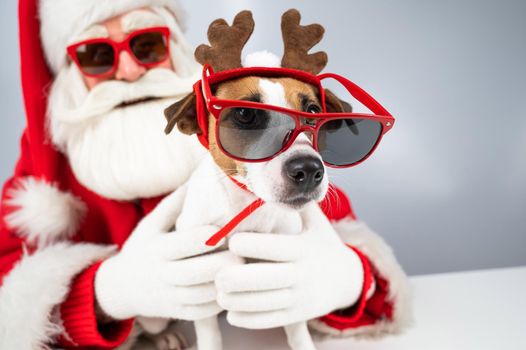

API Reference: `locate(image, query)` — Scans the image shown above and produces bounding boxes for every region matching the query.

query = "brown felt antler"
[194,10,255,72]
[281,9,328,75]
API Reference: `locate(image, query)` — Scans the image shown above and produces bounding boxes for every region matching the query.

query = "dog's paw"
[138,316,171,334]
[149,328,188,350]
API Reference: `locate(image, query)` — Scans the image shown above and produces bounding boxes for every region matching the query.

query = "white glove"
[216,203,364,329]
[95,189,243,320]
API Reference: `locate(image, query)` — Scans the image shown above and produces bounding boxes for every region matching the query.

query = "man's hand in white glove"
[216,203,365,329]
[95,188,243,321]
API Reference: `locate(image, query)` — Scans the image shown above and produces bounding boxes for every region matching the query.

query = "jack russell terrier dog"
[156,9,394,350]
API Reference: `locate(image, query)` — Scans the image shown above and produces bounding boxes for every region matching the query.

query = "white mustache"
[57,68,199,124]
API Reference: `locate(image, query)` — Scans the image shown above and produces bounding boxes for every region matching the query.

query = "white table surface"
[178,266,526,350]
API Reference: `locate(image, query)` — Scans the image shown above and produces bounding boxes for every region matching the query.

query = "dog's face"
[165,76,350,209]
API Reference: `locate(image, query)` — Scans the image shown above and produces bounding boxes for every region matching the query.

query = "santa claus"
[0,0,411,349]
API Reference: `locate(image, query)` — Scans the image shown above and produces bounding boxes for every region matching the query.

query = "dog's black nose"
[284,156,324,192]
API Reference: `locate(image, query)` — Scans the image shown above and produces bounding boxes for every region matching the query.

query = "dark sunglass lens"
[318,118,382,166]
[218,107,296,160]
[75,42,115,75]
[130,32,168,64]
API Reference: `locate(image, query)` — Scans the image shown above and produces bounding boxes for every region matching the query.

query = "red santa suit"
[0,0,411,349]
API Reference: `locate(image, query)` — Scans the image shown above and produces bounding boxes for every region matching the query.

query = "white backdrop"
[0,0,525,275]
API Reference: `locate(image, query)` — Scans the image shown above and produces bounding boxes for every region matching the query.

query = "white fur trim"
[242,51,281,68]
[39,0,185,74]
[5,177,87,248]
[309,220,413,339]
[0,243,115,350]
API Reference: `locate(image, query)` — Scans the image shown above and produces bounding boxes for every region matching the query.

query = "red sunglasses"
[195,65,395,168]
[66,26,171,78]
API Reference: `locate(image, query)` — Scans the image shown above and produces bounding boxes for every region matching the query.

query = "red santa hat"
[39,0,184,74]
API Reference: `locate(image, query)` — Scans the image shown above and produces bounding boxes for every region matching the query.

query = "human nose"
[115,50,146,81]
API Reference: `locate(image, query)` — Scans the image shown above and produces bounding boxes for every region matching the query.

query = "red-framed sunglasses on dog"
[66,26,170,78]
[192,64,395,168]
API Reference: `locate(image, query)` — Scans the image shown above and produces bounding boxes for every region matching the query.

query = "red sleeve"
[58,262,134,348]
[318,184,394,330]
[0,226,133,349]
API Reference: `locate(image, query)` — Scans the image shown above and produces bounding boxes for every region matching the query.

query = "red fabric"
[319,184,357,221]
[59,262,134,348]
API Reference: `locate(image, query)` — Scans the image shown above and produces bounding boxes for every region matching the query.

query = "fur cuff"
[310,219,412,338]
[0,242,115,349]
[4,177,87,247]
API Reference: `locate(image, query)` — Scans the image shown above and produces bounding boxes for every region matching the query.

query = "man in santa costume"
[0,0,411,349]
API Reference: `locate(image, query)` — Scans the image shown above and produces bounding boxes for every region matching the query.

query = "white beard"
[47,64,205,201]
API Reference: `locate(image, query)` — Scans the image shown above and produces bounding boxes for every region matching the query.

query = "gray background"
[1,0,525,275]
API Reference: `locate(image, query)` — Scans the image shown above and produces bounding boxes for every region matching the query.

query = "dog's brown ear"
[164,93,199,135]
[324,89,353,113]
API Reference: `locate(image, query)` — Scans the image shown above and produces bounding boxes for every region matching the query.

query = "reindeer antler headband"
[194,9,328,74]
[178,8,394,153]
